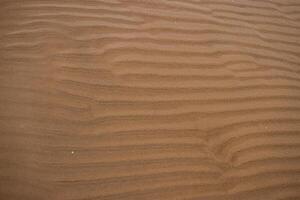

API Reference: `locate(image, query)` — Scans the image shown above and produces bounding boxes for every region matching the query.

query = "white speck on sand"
[71,151,75,154]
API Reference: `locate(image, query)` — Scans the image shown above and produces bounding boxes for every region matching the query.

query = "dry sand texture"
[0,0,300,199]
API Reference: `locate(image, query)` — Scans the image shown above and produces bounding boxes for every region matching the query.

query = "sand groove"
[0,0,300,199]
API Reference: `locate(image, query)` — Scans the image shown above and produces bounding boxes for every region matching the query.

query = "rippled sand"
[0,0,300,199]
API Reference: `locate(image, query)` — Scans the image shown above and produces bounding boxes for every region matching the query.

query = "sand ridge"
[0,0,300,199]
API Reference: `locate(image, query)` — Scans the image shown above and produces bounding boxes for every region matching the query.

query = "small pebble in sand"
[71,151,75,154]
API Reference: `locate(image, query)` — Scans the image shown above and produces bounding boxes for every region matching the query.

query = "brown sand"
[0,0,300,199]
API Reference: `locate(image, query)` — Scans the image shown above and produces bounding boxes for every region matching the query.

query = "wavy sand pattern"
[0,0,300,199]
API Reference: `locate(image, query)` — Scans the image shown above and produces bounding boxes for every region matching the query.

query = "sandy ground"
[0,0,300,199]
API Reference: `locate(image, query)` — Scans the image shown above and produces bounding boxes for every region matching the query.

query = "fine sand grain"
[0,0,300,199]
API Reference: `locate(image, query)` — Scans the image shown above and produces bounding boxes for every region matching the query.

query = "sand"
[0,0,300,199]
